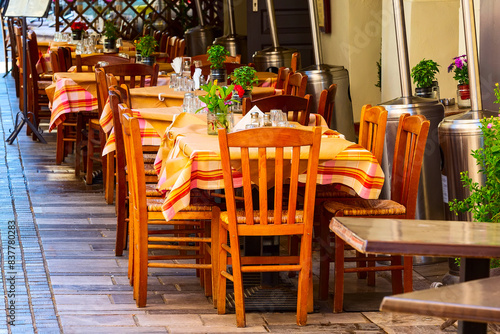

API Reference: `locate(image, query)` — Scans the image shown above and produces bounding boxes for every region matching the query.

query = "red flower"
[234,85,245,98]
[71,21,88,32]
[225,91,232,101]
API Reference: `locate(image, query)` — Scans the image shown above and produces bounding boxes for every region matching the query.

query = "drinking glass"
[170,74,178,90]
[277,111,288,127]
[270,109,282,126]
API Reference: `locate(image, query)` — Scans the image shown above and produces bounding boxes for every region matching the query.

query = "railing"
[54,0,223,40]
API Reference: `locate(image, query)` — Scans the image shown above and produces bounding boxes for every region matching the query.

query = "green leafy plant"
[411,59,440,88]
[448,55,469,85]
[207,45,229,69]
[135,35,158,58]
[197,81,236,114]
[231,66,258,91]
[449,83,500,268]
[103,20,118,41]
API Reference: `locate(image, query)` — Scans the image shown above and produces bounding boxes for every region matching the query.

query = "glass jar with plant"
[230,66,258,112]
[135,35,158,66]
[103,20,118,52]
[448,55,470,108]
[71,21,88,41]
[196,81,238,134]
[449,83,500,269]
[207,45,229,85]
[411,58,440,99]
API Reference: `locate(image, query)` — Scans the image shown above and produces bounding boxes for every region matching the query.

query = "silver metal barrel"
[300,64,355,141]
[185,0,220,56]
[379,0,445,227]
[213,0,248,63]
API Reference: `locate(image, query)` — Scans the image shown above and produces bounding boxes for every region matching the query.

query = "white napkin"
[193,68,202,89]
[171,57,183,74]
[233,106,264,131]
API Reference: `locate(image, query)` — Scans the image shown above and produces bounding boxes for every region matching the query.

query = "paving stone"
[60,314,136,327]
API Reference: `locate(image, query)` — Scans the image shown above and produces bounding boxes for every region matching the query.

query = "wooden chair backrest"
[317,84,337,128]
[159,32,169,52]
[49,51,61,73]
[358,104,388,165]
[13,23,23,69]
[218,126,321,229]
[284,72,308,97]
[275,67,291,90]
[7,18,18,58]
[102,63,159,87]
[291,52,301,72]
[109,88,128,189]
[242,94,312,126]
[94,67,109,117]
[191,53,242,65]
[390,113,430,219]
[166,36,178,57]
[57,47,72,72]
[174,38,185,58]
[75,54,132,72]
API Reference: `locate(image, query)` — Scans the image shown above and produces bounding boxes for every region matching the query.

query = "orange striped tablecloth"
[154,113,385,221]
[102,107,182,155]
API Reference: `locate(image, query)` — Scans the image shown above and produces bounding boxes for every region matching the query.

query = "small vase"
[210,68,227,86]
[141,56,155,66]
[230,89,252,113]
[457,84,471,108]
[207,109,234,135]
[72,30,83,41]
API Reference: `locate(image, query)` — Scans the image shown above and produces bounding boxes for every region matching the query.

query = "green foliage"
[207,45,229,69]
[135,35,158,58]
[449,83,500,269]
[103,21,118,40]
[231,66,258,90]
[196,81,235,115]
[410,59,440,88]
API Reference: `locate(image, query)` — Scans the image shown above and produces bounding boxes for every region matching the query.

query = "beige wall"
[381,0,461,103]
[320,0,383,123]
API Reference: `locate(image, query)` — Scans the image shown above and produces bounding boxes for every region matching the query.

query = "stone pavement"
[0,71,469,334]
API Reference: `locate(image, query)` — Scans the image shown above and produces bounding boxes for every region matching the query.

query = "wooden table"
[329,217,500,334]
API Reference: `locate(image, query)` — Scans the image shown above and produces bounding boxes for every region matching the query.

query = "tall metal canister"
[379,0,445,227]
[300,65,356,141]
[297,0,355,141]
[185,0,221,56]
[439,110,494,221]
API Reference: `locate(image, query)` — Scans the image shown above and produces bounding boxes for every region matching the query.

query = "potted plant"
[230,66,257,112]
[411,58,440,99]
[103,20,118,53]
[135,35,158,66]
[449,83,500,269]
[71,21,88,41]
[448,55,470,108]
[207,45,229,85]
[196,81,238,134]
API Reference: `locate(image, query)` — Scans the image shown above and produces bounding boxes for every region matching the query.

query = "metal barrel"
[299,64,356,142]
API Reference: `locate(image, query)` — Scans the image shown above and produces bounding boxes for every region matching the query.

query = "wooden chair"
[284,72,308,97]
[120,109,220,308]
[291,52,301,72]
[108,85,162,256]
[26,31,52,140]
[57,47,73,72]
[102,63,159,88]
[7,18,20,97]
[166,36,178,58]
[173,38,185,58]
[242,94,312,126]
[159,32,169,52]
[317,84,337,127]
[316,104,388,299]
[275,67,291,90]
[320,113,430,312]
[1,10,11,75]
[191,53,242,65]
[75,54,132,72]
[216,126,322,327]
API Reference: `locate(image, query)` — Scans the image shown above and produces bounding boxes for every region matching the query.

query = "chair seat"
[40,73,53,80]
[220,210,304,225]
[146,197,213,212]
[90,118,100,126]
[145,183,163,197]
[37,80,52,90]
[143,153,156,164]
[324,198,406,216]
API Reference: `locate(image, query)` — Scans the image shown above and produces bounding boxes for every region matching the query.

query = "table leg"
[458,258,490,334]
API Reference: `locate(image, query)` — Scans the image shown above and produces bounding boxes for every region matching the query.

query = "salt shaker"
[250,112,260,128]
[262,114,272,127]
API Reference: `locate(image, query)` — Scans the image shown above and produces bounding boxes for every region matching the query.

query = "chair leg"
[56,125,64,164]
[114,170,127,256]
[86,132,94,184]
[390,255,403,295]
[229,233,245,328]
[105,153,115,204]
[356,251,367,279]
[202,222,212,297]
[403,255,413,292]
[134,210,148,307]
[318,209,331,300]
[211,207,220,308]
[367,255,376,286]
[297,233,313,326]
[75,114,83,177]
[333,234,345,313]
[217,225,228,314]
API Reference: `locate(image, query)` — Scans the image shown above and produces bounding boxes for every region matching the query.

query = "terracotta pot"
[458,84,470,100]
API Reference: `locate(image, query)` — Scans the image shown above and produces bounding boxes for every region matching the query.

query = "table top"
[380,275,500,324]
[330,217,500,258]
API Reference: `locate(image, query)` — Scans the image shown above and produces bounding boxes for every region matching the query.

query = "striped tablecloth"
[154,113,384,221]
